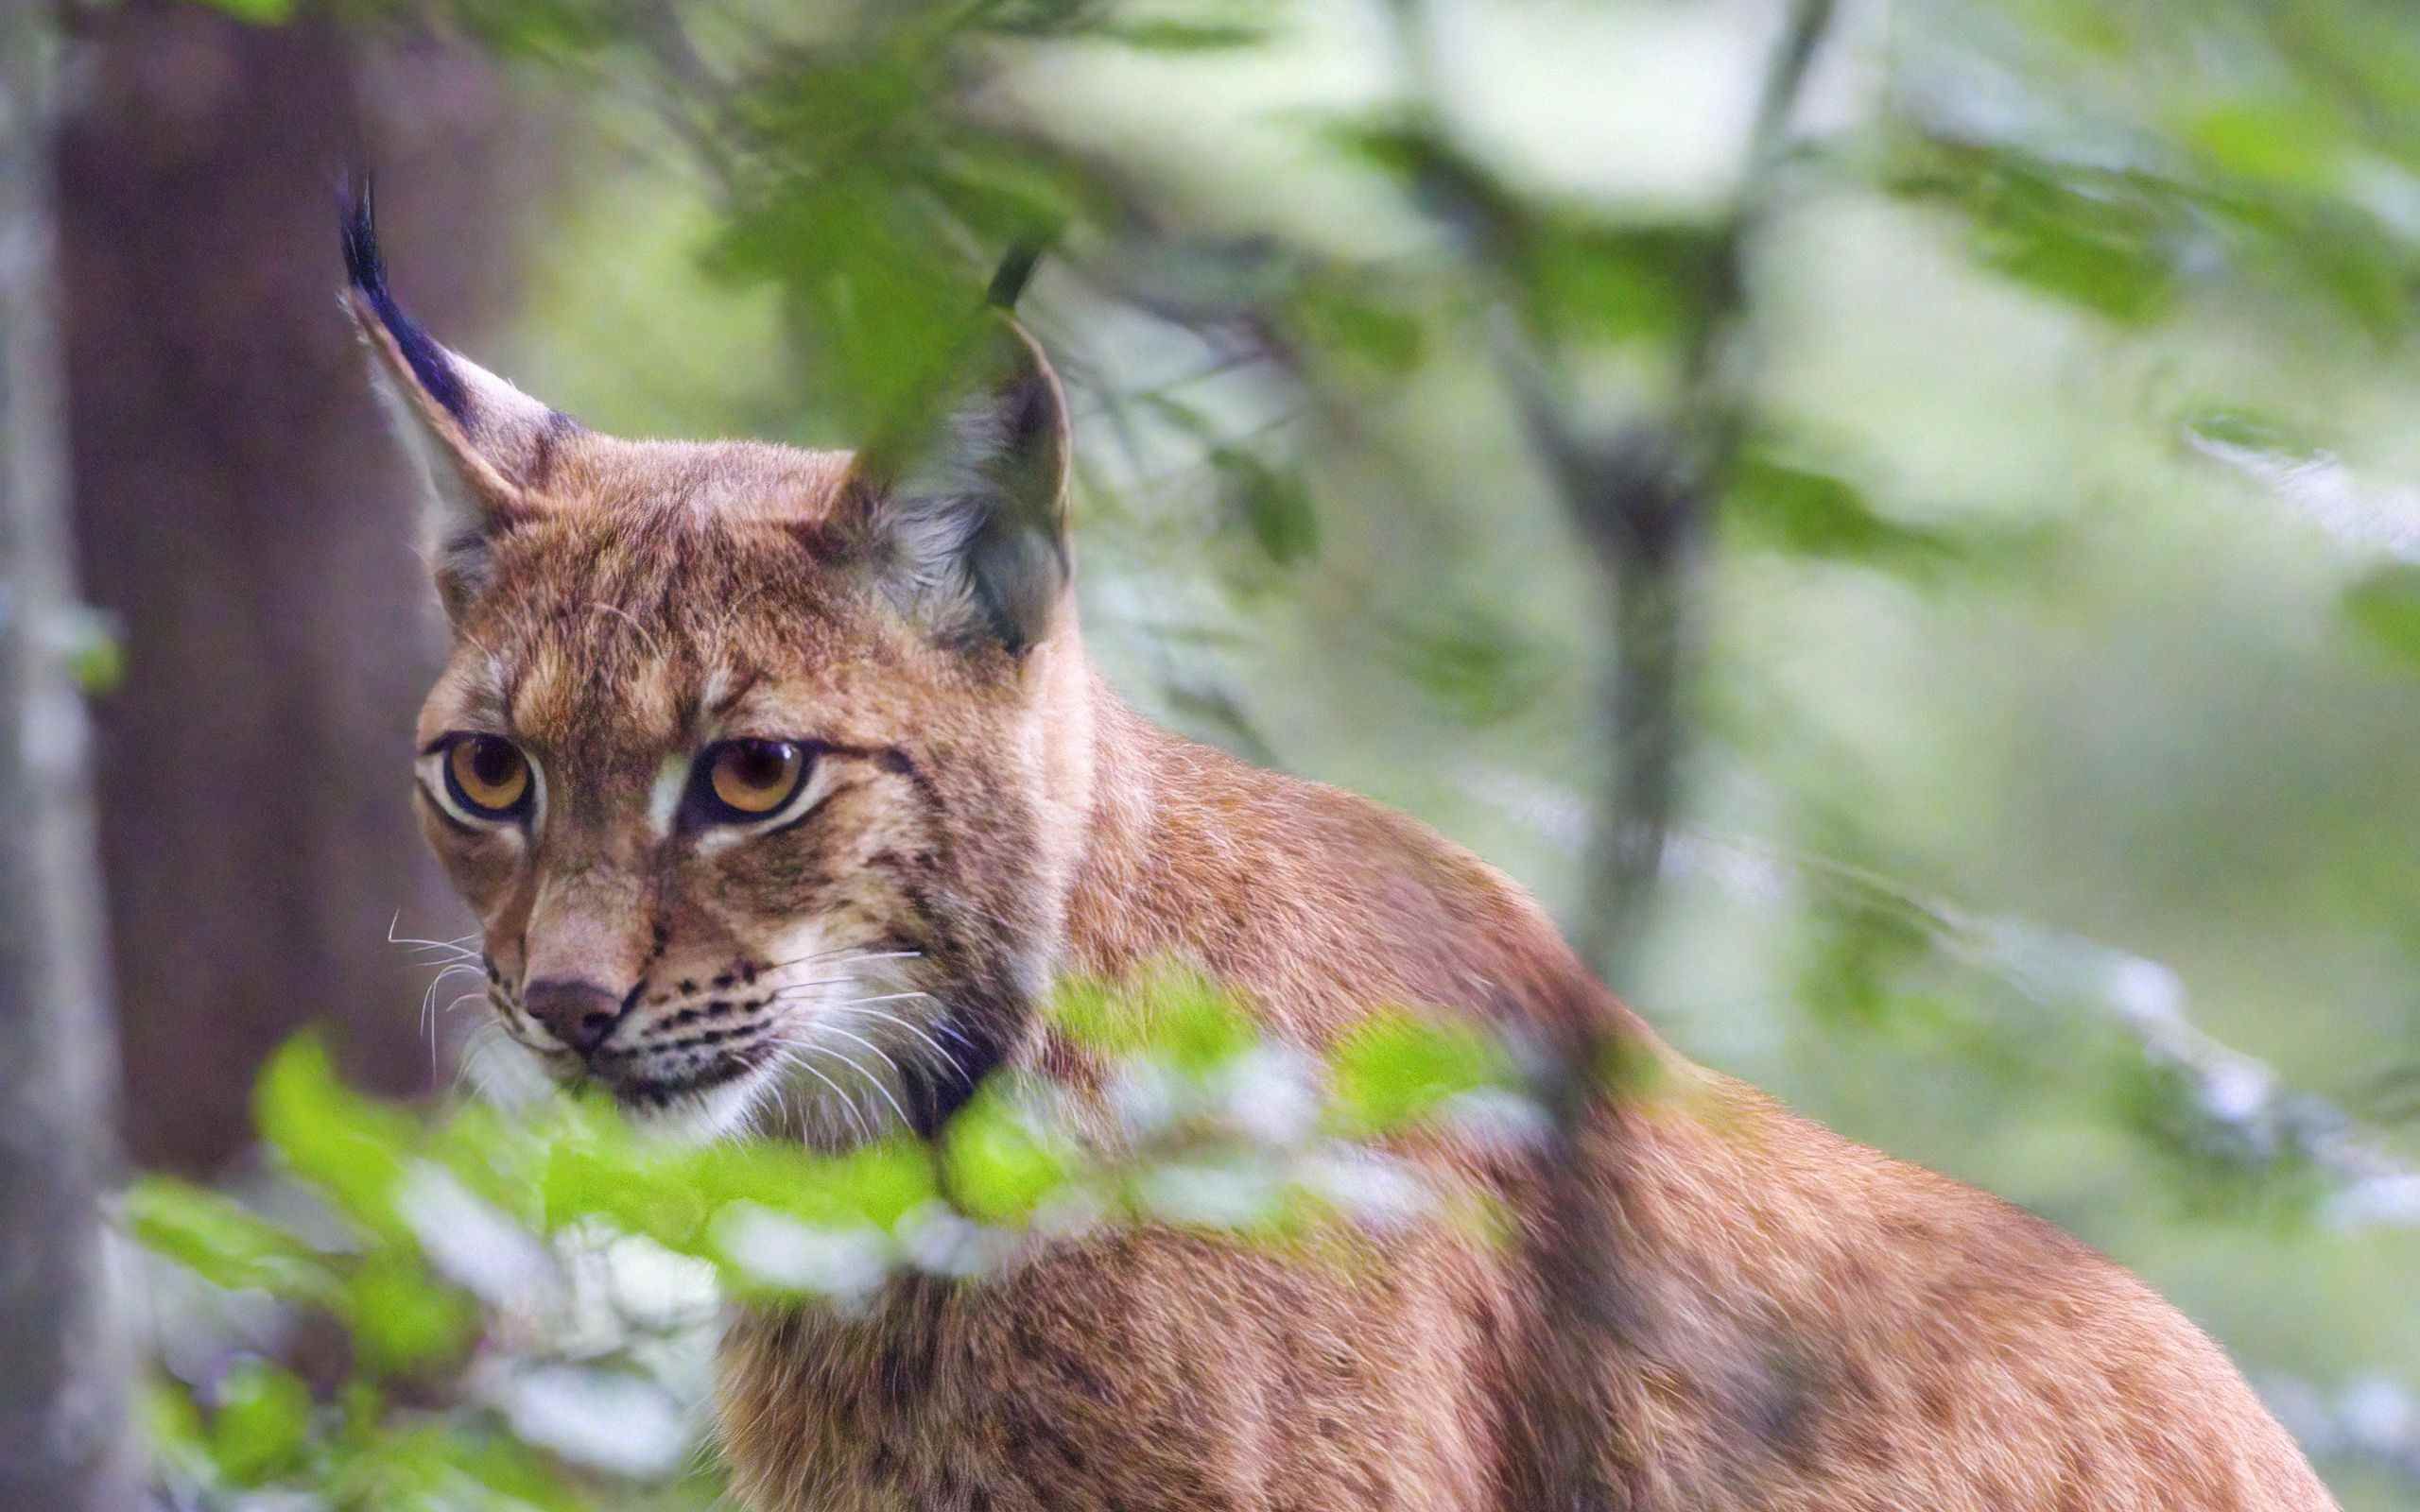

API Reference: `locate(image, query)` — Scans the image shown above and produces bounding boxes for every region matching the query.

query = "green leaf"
[1381,608,1547,726]
[54,605,125,695]
[325,1419,594,1512]
[209,1359,315,1487]
[944,1088,1072,1223]
[1891,146,2184,324]
[1096,20,1270,51]
[1048,977,1151,1057]
[1050,970,1256,1074]
[1150,975,1258,1074]
[2340,564,2420,671]
[1210,447,1320,565]
[537,1138,712,1250]
[1798,898,1942,1032]
[138,1373,214,1482]
[1725,453,1965,576]
[1327,1013,1505,1137]
[449,1430,600,1511]
[1319,113,1711,352]
[2183,407,2313,456]
[2183,100,2345,193]
[1318,115,1480,198]
[1287,281,1426,374]
[689,1135,940,1234]
[1517,219,1724,351]
[190,0,297,24]
[126,1177,342,1307]
[345,1255,476,1377]
[254,1035,421,1242]
[1970,180,2178,323]
[433,0,621,59]
[704,168,991,438]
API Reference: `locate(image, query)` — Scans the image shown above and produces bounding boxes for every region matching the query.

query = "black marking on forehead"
[817,743,944,822]
[523,409,582,491]
[708,671,763,720]
[496,654,530,729]
[425,651,514,745]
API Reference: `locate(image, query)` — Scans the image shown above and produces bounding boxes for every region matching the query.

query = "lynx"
[343,188,2335,1511]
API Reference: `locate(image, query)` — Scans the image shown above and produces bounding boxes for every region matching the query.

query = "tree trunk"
[53,3,542,1172]
[0,0,136,1503]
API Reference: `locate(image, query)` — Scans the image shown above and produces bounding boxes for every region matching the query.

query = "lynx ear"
[340,180,578,622]
[842,317,1073,655]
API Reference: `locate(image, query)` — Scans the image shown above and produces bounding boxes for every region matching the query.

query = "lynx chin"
[343,185,2335,1511]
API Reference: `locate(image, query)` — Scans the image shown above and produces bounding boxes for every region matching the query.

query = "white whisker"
[774,1045,873,1143]
[807,1025,916,1129]
[760,946,925,974]
[752,975,861,998]
[806,1041,908,1137]
[421,962,485,1048]
[389,915,480,955]
[774,988,932,1012]
[826,1005,967,1079]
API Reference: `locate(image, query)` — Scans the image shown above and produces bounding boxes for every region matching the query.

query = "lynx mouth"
[588,1048,767,1109]
[574,1050,780,1144]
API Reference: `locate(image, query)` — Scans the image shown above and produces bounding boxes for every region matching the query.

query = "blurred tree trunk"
[53,3,543,1172]
[0,0,136,1504]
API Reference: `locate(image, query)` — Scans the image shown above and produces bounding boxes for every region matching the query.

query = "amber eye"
[701,739,808,820]
[443,735,531,818]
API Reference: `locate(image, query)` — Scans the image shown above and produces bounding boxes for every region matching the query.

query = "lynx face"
[347,189,1085,1143]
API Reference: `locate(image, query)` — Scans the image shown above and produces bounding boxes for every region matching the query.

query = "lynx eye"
[700,739,809,821]
[442,734,531,819]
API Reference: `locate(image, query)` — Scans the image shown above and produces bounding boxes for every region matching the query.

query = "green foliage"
[1326,1015,1511,1139]
[1381,607,1552,727]
[127,1177,342,1307]
[132,974,1531,1508]
[1886,144,2187,324]
[210,1361,315,1486]
[55,604,126,695]
[1517,219,1729,353]
[257,1037,424,1245]
[1091,18,1270,52]
[942,1084,1075,1224]
[2182,98,2348,191]
[1724,451,1970,577]
[1210,445,1321,566]
[2339,565,2420,671]
[1796,893,1952,1035]
[347,1255,479,1375]
[189,0,299,24]
[1050,967,1257,1071]
[1283,278,1428,377]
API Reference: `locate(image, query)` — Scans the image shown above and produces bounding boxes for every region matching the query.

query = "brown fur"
[354,283,2336,1510]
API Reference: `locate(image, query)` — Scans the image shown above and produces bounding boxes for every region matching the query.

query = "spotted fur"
[347,193,2336,1509]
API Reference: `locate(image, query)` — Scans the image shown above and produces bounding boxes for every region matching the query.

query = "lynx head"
[344,186,1095,1143]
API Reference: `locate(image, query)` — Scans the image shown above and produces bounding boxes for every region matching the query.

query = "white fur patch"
[648,753,690,834]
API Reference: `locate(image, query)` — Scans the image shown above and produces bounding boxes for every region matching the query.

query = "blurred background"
[4,0,2418,1507]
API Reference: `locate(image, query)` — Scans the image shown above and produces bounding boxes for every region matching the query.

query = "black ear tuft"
[339,175,468,423]
[985,240,1046,312]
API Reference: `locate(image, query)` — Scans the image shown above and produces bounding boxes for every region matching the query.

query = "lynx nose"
[523,977,626,1059]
